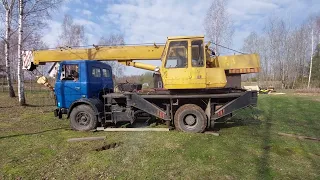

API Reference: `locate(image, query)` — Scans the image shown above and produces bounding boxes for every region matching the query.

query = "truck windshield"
[165,41,188,68]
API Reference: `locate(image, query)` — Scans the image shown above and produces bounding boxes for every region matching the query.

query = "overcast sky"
[42,0,320,75]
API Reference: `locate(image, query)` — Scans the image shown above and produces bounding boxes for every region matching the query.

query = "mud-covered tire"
[174,104,207,133]
[70,104,98,131]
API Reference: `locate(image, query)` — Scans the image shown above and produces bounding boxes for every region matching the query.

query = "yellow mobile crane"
[23,35,260,133]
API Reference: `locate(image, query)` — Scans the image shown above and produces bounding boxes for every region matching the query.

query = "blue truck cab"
[54,60,113,113]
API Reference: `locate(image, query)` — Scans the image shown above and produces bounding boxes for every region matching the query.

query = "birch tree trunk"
[4,4,15,97]
[18,0,25,105]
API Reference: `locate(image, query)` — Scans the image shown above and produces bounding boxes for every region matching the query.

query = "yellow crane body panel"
[205,68,227,88]
[161,67,226,89]
[212,54,260,73]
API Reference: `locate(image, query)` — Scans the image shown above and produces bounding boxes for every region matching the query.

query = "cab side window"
[60,64,79,81]
[102,68,111,78]
[92,67,101,77]
[191,40,204,67]
[165,41,188,68]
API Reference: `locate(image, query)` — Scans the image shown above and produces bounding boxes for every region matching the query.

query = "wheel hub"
[184,115,196,126]
[76,112,90,126]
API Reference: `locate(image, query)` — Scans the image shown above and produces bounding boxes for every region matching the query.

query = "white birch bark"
[2,0,16,97]
[18,0,25,105]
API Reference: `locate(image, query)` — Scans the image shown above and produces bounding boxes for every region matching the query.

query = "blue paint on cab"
[54,60,113,109]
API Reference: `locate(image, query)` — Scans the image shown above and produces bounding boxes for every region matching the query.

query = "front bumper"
[54,108,68,119]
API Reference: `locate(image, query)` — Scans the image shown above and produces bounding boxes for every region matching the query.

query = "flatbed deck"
[103,88,247,99]
[103,92,244,99]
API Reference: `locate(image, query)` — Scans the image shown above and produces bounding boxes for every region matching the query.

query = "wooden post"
[1,75,4,92]
[67,136,106,142]
[1,77,3,92]
[29,77,32,92]
[278,132,319,142]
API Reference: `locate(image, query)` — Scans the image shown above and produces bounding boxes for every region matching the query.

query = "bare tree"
[265,18,291,89]
[306,16,320,88]
[0,0,61,100]
[22,0,61,39]
[98,34,125,77]
[204,0,234,55]
[288,24,310,88]
[241,32,259,82]
[58,14,87,47]
[1,0,17,97]
[242,32,259,54]
[315,16,320,44]
[242,15,320,89]
[16,0,61,105]
[311,44,320,87]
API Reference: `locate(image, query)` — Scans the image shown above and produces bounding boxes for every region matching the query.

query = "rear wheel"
[70,104,98,131]
[174,104,207,133]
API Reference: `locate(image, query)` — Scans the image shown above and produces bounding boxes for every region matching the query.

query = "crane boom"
[28,45,164,71]
[33,46,164,63]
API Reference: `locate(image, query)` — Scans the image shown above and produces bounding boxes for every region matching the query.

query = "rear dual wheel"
[174,104,207,133]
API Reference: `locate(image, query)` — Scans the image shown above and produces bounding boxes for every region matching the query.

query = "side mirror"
[154,66,160,72]
[211,50,216,56]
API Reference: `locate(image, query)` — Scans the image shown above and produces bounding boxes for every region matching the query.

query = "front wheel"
[70,104,98,131]
[174,104,207,133]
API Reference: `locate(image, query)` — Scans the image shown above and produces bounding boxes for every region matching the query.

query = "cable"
[209,42,246,55]
[64,48,85,60]
[27,42,167,51]
[27,41,244,55]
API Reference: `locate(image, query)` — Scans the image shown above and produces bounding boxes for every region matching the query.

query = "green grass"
[0,92,319,179]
